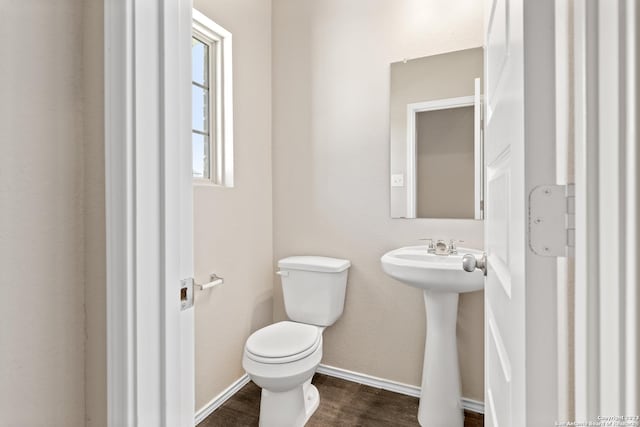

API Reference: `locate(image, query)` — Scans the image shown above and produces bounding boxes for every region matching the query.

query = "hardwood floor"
[199,374,484,427]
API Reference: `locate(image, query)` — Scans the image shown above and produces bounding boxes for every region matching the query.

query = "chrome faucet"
[420,238,462,255]
[434,240,449,255]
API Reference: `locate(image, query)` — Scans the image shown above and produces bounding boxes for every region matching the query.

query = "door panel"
[485,0,509,124]
[487,303,512,427]
[486,151,511,298]
[484,0,524,425]
[484,0,558,425]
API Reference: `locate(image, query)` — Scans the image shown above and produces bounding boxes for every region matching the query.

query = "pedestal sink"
[380,246,484,427]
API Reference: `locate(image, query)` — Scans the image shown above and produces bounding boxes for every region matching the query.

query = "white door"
[483,0,558,425]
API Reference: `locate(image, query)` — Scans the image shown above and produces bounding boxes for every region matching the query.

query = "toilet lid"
[245,321,321,363]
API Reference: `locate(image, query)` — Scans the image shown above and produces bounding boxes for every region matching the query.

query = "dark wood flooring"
[199,373,484,427]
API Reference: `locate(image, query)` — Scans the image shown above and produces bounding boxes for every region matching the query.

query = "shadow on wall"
[251,291,275,333]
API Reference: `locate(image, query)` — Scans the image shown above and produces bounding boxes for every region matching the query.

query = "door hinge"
[528,184,575,257]
[180,278,194,310]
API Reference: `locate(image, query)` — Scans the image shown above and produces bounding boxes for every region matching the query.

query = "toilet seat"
[245,321,321,364]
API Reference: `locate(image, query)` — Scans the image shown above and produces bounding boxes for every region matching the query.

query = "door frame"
[573,0,639,420]
[104,0,194,425]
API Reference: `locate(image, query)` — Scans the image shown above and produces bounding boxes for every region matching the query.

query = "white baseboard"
[195,374,250,425]
[316,364,485,415]
[460,397,485,415]
[316,364,422,397]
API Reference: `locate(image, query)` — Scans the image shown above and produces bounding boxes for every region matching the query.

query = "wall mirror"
[389,47,484,219]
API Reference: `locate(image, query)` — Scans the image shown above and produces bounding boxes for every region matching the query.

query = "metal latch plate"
[180,278,194,310]
[528,184,575,257]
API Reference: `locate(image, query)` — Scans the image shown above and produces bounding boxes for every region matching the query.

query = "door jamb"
[573,0,639,419]
[104,0,194,425]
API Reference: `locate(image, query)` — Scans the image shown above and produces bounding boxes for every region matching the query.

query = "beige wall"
[272,0,485,400]
[193,0,274,412]
[389,48,483,218]
[0,1,86,425]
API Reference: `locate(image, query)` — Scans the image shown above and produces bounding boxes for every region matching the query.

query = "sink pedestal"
[380,245,484,425]
[418,290,463,427]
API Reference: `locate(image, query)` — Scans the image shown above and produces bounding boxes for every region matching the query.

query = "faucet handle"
[419,238,435,252]
[449,239,463,254]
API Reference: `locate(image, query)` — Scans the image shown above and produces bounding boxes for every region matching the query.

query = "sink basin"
[381,246,484,292]
[380,245,485,427]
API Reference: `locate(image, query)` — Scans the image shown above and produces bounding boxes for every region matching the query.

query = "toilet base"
[303,380,320,423]
[258,379,320,427]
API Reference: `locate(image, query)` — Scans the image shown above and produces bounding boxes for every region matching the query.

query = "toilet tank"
[278,256,351,326]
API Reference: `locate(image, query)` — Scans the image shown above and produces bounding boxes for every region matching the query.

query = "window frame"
[191,34,214,181]
[192,9,234,187]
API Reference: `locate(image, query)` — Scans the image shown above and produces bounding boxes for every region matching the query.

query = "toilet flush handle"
[276,270,289,277]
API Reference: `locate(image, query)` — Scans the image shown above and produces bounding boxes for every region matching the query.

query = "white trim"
[597,0,639,416]
[195,374,251,425]
[105,0,135,424]
[317,364,420,398]
[193,8,231,40]
[574,0,640,419]
[176,1,196,425]
[554,0,571,420]
[473,78,484,220]
[316,364,485,415]
[105,0,194,425]
[623,0,639,414]
[460,397,486,415]
[573,0,600,420]
[405,94,481,219]
[407,96,477,115]
[597,1,624,412]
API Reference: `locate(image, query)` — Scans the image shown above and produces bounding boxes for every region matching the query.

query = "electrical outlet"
[391,174,404,187]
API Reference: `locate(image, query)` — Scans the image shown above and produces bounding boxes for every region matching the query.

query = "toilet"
[242,256,351,427]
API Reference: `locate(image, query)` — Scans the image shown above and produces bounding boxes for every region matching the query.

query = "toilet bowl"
[242,321,324,426]
[242,256,350,427]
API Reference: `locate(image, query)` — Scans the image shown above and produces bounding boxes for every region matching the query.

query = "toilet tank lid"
[278,256,351,273]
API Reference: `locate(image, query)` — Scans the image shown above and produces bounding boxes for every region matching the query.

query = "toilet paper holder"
[197,273,224,291]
